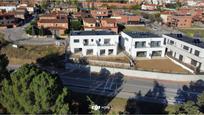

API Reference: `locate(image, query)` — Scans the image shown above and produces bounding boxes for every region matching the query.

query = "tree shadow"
[124,81,168,114]
[66,68,124,114]
[36,53,65,68]
[175,80,204,103]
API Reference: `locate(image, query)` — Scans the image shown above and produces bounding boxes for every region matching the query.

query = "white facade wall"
[163,34,204,72]
[121,32,166,59]
[0,6,16,12]
[70,34,119,56]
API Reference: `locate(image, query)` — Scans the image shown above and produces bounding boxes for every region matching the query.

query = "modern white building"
[70,30,119,56]
[163,34,204,72]
[121,31,166,59]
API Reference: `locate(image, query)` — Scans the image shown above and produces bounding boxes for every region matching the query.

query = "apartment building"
[70,30,119,56]
[37,12,68,35]
[121,31,166,59]
[163,34,204,72]
[167,15,192,28]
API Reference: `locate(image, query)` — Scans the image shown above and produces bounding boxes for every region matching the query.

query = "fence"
[66,63,204,82]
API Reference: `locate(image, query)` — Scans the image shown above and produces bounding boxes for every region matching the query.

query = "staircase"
[122,51,136,67]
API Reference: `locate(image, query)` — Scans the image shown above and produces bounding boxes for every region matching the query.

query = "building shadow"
[175,80,204,103]
[124,81,168,114]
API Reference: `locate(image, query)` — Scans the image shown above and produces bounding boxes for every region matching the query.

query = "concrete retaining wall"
[66,63,204,82]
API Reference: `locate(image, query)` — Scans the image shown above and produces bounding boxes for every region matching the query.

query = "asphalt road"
[1,18,56,45]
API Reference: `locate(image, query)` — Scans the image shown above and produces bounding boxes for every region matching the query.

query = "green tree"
[70,20,82,30]
[0,53,9,81]
[197,92,204,112]
[131,4,141,10]
[168,101,200,114]
[87,96,101,115]
[0,64,69,114]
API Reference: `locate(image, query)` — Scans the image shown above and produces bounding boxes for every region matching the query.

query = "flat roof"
[70,30,117,36]
[165,34,204,48]
[124,31,160,38]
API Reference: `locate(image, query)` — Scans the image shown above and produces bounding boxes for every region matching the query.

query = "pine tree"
[0,64,69,114]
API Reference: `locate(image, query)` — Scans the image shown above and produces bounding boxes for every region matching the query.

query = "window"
[195,50,200,56]
[151,41,161,47]
[74,39,79,43]
[170,40,174,45]
[191,59,197,66]
[136,51,147,57]
[91,39,94,42]
[190,48,192,53]
[135,42,146,48]
[104,39,110,45]
[183,45,189,51]
[125,37,128,41]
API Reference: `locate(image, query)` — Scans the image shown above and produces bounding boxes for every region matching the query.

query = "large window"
[194,50,200,56]
[191,59,197,66]
[104,39,110,45]
[152,51,162,56]
[170,40,174,45]
[151,41,161,47]
[136,51,147,57]
[183,45,189,51]
[135,41,146,48]
[74,39,79,43]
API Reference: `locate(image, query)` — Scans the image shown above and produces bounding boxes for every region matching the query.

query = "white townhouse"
[70,30,119,56]
[163,34,204,72]
[121,31,166,59]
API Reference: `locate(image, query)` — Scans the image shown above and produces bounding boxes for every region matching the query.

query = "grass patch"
[1,45,64,65]
[179,29,204,41]
[135,59,189,74]
[124,26,150,32]
[107,97,127,114]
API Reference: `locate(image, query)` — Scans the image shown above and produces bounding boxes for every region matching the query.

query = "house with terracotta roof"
[141,4,161,11]
[90,9,111,19]
[160,11,176,23]
[0,12,16,28]
[15,6,30,21]
[37,13,68,35]
[82,17,118,33]
[52,5,78,13]
[83,17,97,29]
[0,2,17,12]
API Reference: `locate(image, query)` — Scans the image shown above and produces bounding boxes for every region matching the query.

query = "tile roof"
[83,18,96,23]
[38,19,68,23]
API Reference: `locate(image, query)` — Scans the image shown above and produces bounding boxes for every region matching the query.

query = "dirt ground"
[135,59,189,74]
